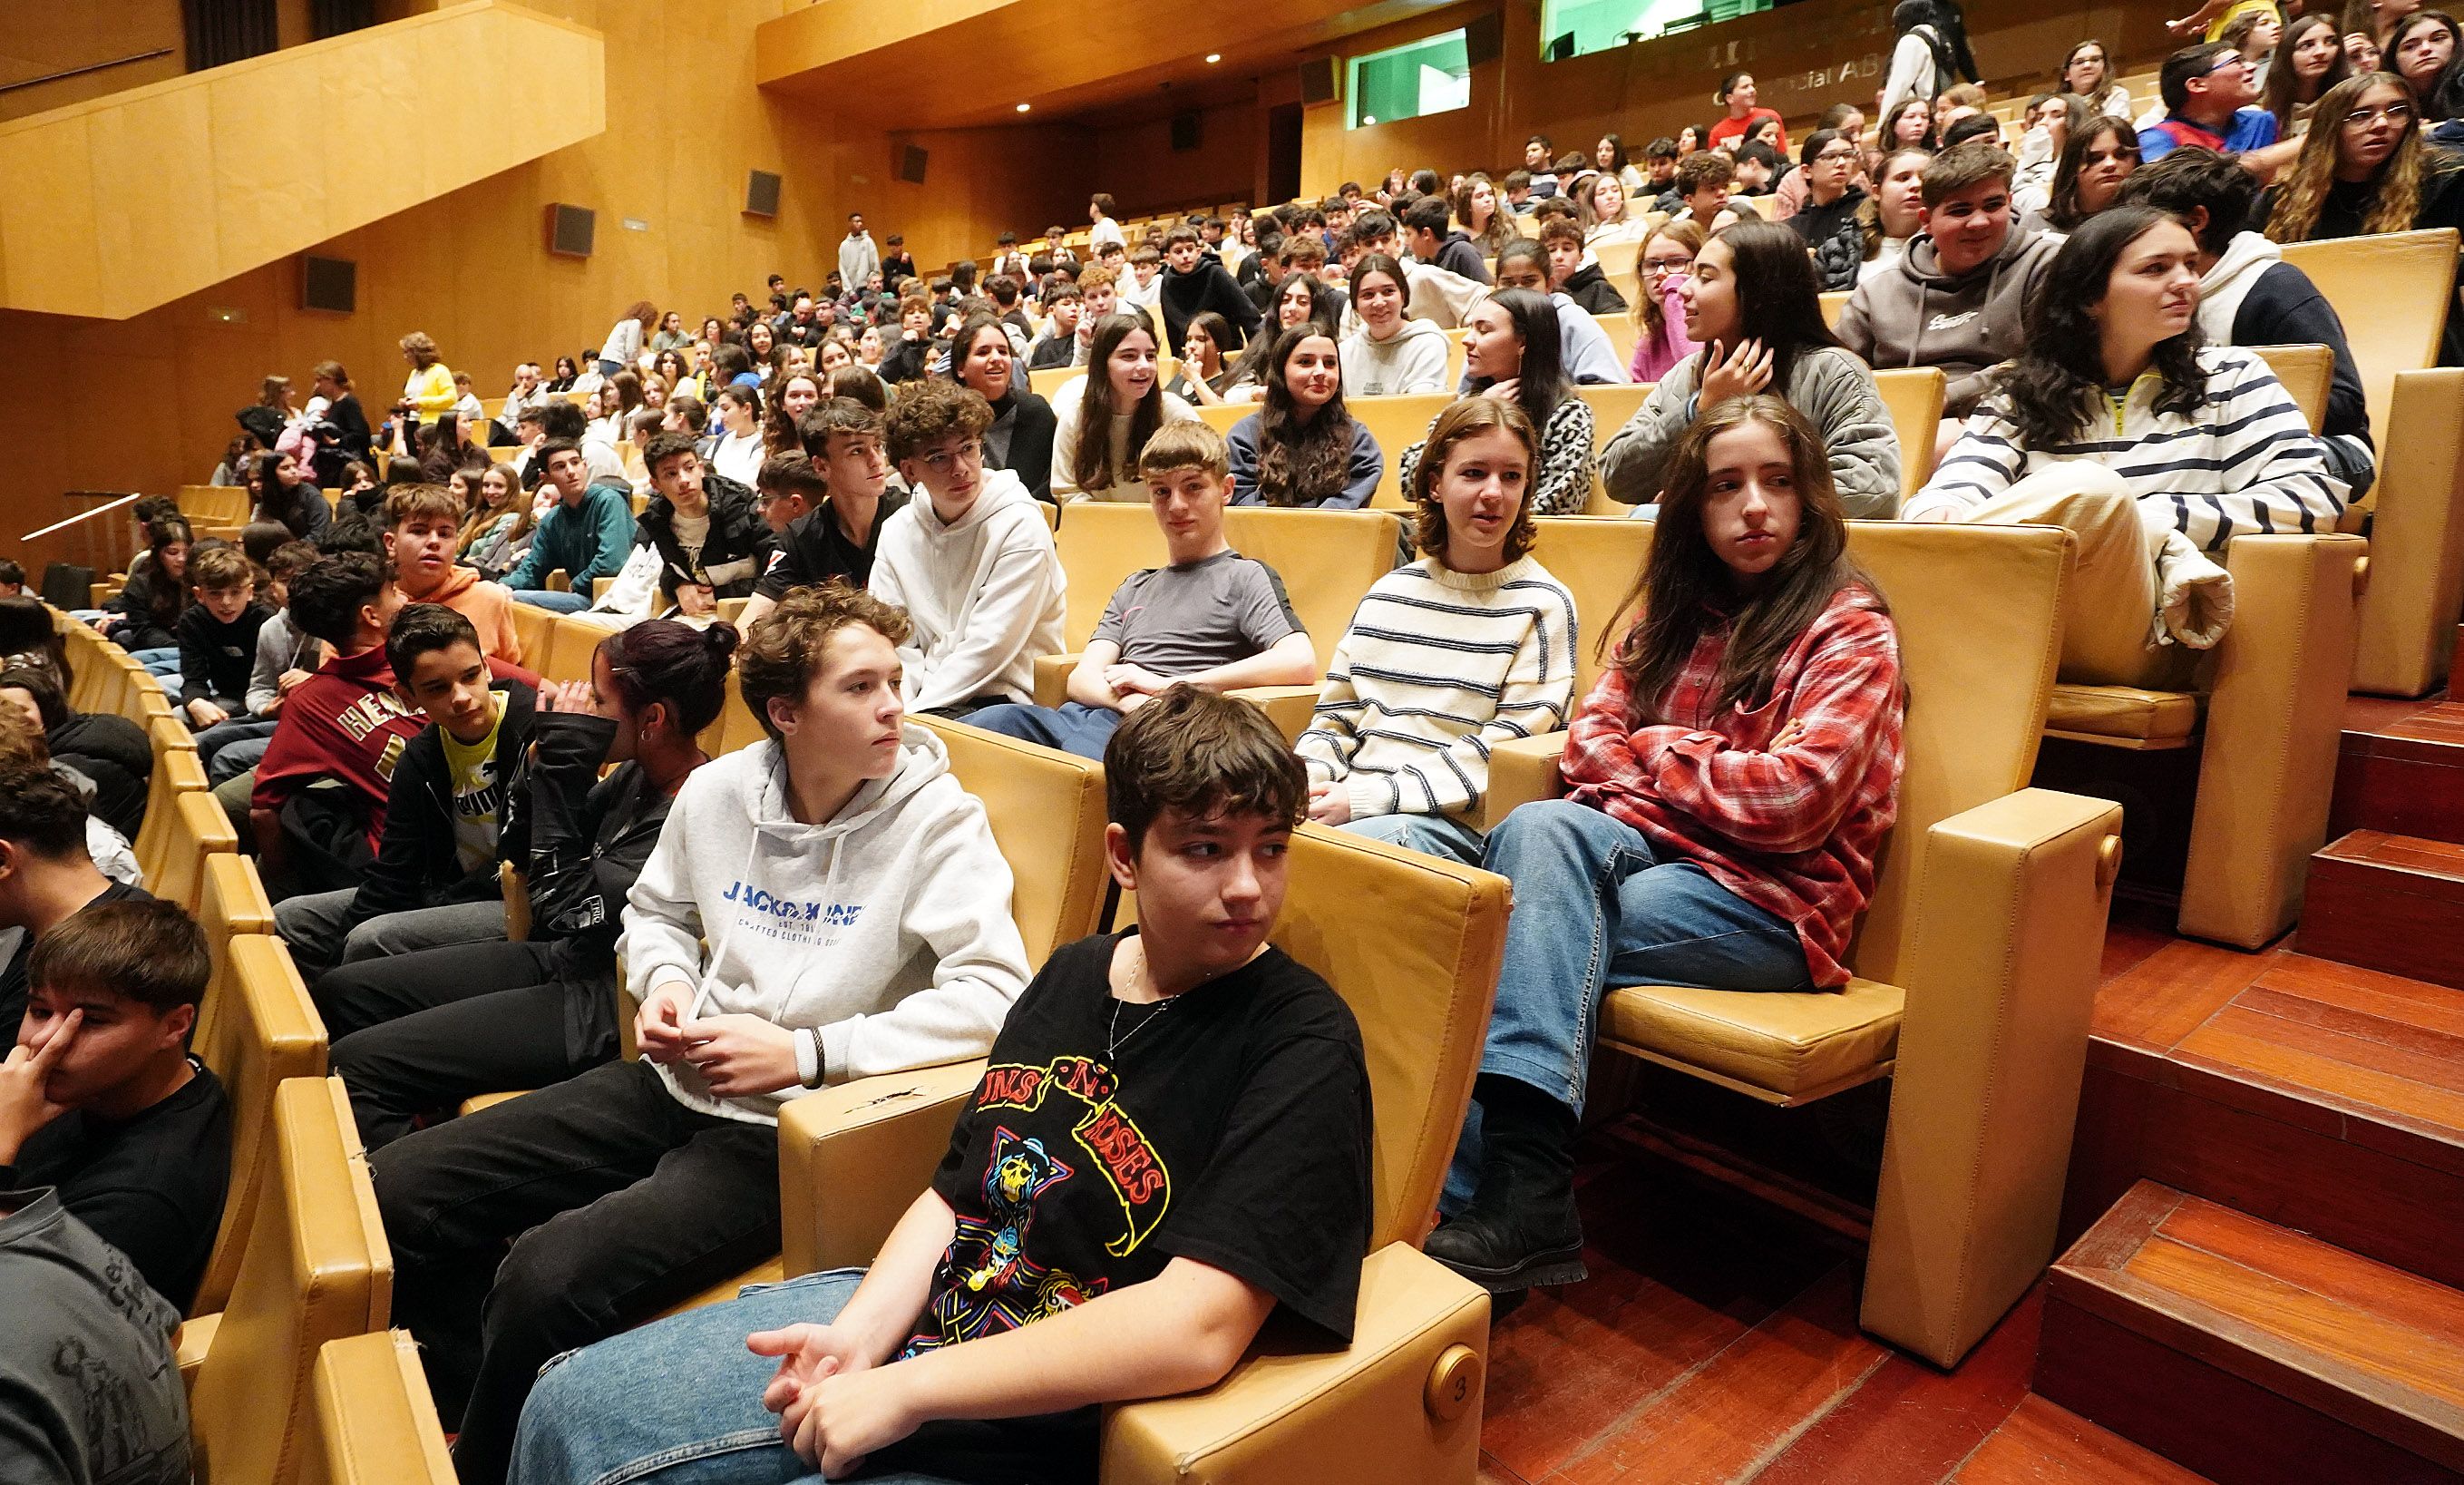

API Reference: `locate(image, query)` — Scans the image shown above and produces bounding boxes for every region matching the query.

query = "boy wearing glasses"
[870,383,1066,719]
[2139,42,2277,161]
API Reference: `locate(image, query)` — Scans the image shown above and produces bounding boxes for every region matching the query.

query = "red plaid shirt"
[1562,585,1904,988]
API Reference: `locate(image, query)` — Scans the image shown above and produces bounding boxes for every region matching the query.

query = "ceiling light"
[1361,115,1378,125]
[1206,53,1222,63]
[1016,102,1031,112]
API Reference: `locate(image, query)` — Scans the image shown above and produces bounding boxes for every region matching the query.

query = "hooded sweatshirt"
[1158,257,1266,356]
[1558,260,1631,316]
[401,564,523,665]
[619,728,1030,1123]
[2194,231,2376,498]
[1836,223,2060,415]
[1602,345,1904,517]
[1339,316,1453,396]
[870,467,1068,712]
[1431,230,1494,285]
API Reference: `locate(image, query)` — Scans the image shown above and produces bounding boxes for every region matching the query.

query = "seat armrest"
[1102,1244,1489,1485]
[776,1060,985,1277]
[1473,734,1569,834]
[2352,368,2464,696]
[175,1311,220,1392]
[1863,786,2122,1367]
[1034,652,1081,708]
[1227,685,1319,743]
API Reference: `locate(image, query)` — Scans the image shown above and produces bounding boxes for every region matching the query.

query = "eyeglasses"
[919,440,986,474]
[1813,148,1860,163]
[2343,100,2414,128]
[1643,254,1696,273]
[2205,50,2245,73]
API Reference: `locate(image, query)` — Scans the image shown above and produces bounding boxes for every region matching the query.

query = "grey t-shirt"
[1093,550,1302,678]
[0,1188,190,1485]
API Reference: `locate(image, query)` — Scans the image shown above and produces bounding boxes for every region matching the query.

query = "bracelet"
[795,1027,823,1089]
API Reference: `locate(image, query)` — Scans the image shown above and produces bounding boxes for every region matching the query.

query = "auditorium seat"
[1820,288,1848,329]
[1875,366,1946,495]
[146,789,239,917]
[2276,227,2456,436]
[1029,365,1082,400]
[300,1333,457,1485]
[508,600,556,669]
[188,933,326,1321]
[1483,521,2124,1367]
[189,1078,390,1485]
[1342,393,1455,506]
[2250,343,2331,433]
[541,612,607,684]
[180,484,251,526]
[194,852,275,1041]
[132,717,204,884]
[2350,366,2464,696]
[774,818,1506,1484]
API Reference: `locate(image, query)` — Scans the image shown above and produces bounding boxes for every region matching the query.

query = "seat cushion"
[1601,978,1904,1103]
[2046,683,2201,744]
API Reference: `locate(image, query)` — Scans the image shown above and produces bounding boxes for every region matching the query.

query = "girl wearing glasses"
[1788,130,1872,289]
[2261,71,2464,245]
[1628,220,1705,382]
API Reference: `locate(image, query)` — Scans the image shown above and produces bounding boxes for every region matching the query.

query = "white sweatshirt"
[1340,318,1452,396]
[620,728,1030,1123]
[869,467,1067,710]
[1048,378,1198,502]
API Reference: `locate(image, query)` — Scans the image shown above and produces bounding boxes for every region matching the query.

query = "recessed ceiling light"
[1205,53,1222,63]
[1016,102,1031,112]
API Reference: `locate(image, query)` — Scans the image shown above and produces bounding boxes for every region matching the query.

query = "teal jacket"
[504,482,638,591]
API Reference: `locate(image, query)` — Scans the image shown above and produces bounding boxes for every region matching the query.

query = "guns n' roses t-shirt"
[882,929,1371,1483]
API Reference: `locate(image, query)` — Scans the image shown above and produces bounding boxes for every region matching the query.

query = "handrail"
[0,48,175,97]
[22,493,141,543]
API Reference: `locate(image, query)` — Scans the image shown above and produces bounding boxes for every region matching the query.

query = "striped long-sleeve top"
[1297,555,1580,821]
[1909,346,2345,552]
[1563,585,1903,989]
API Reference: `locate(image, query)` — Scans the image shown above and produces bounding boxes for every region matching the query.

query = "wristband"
[795,1027,823,1089]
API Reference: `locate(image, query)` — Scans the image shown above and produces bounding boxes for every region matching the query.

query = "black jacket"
[755,489,912,598]
[987,389,1058,503]
[346,679,538,925]
[50,712,149,841]
[1791,186,1871,292]
[1559,262,1630,316]
[879,335,936,386]
[257,481,333,542]
[106,569,185,652]
[175,602,269,708]
[634,474,775,602]
[1433,231,1495,285]
[1026,334,1077,371]
[1158,259,1265,356]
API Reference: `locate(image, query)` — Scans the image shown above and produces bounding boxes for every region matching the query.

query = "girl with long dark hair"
[2030,113,2141,232]
[2264,14,2355,133]
[1428,395,1904,1295]
[764,372,824,456]
[2058,37,2132,115]
[1910,207,2341,683]
[1051,312,1196,501]
[253,449,334,541]
[1398,288,1595,515]
[950,315,1058,503]
[1164,311,1236,403]
[1602,220,1900,514]
[1227,327,1382,508]
[2391,9,2464,118]
[102,518,196,668]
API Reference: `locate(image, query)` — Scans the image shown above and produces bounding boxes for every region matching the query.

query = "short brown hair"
[799,397,883,460]
[267,540,322,583]
[1283,235,1329,269]
[1077,263,1119,293]
[29,897,211,1018]
[1409,398,1542,565]
[1921,140,2018,206]
[643,431,700,476]
[1105,685,1306,855]
[757,451,828,497]
[1676,151,1734,194]
[881,381,993,463]
[1136,421,1231,482]
[738,582,911,743]
[1536,215,1584,250]
[384,484,462,532]
[190,544,254,592]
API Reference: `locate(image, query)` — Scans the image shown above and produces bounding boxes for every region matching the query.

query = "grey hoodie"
[619,726,1029,1124]
[870,467,1067,712]
[1599,345,1904,517]
[1837,224,2060,416]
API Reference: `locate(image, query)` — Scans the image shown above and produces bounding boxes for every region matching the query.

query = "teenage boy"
[2140,42,2276,161]
[743,399,911,628]
[176,544,274,770]
[1403,195,1494,284]
[990,231,1030,284]
[870,382,1067,718]
[0,895,226,1306]
[278,603,537,982]
[375,582,1032,1485]
[1540,217,1631,315]
[754,450,821,536]
[1839,141,2059,421]
[1157,224,1263,357]
[1731,140,1782,195]
[0,560,24,601]
[385,484,523,662]
[1123,245,1164,311]
[1341,209,1485,328]
[508,685,1371,1485]
[209,541,325,806]
[838,212,880,294]
[1644,136,1680,191]
[1074,265,1123,365]
[1089,192,1127,253]
[1670,151,1740,230]
[882,232,918,286]
[970,423,1315,759]
[638,433,775,619]
[1039,224,1076,269]
[1027,282,1085,370]
[1504,169,1535,209]
[502,438,639,612]
[0,761,155,1042]
[881,295,939,386]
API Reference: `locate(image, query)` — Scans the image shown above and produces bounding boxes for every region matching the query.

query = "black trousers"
[320,939,617,1150]
[371,1058,783,1485]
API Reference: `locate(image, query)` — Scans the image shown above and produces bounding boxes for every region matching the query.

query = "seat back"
[147,789,239,916]
[190,1079,390,1485]
[1595,309,1641,371]
[508,601,557,673]
[133,717,205,885]
[1345,393,1453,506]
[299,1333,456,1485]
[1821,289,1849,329]
[1193,403,1246,439]
[1528,517,1654,697]
[2278,227,2459,435]
[2252,343,2332,434]
[1841,523,2070,984]
[191,935,326,1317]
[1028,366,1081,400]
[1271,824,1510,1251]
[911,717,1110,967]
[711,669,765,756]
[1875,366,1947,495]
[1576,383,1651,445]
[1051,503,1397,653]
[542,613,607,685]
[193,852,275,1049]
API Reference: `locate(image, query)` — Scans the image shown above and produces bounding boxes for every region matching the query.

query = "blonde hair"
[1136,419,1231,481]
[398,331,440,367]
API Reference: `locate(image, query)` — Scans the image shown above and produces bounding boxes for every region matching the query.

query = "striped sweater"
[1911,347,2345,552]
[1297,555,1580,821]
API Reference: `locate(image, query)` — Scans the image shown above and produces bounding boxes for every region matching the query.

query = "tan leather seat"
[132,716,204,887]
[190,1078,390,1485]
[1343,393,1455,506]
[192,852,276,1047]
[2277,227,2456,436]
[1595,310,1641,372]
[300,1333,457,1485]
[1484,521,2128,1366]
[1819,288,1849,329]
[1028,365,1081,400]
[543,612,607,684]
[2043,683,2202,747]
[1875,366,1945,495]
[775,820,1507,1485]
[508,601,556,671]
[189,934,326,1321]
[147,789,239,917]
[2250,343,2331,433]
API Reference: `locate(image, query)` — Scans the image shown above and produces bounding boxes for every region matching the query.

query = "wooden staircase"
[2304,699,2464,986]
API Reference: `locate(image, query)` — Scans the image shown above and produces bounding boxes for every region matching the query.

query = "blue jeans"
[191,715,277,768]
[513,589,591,613]
[511,1268,965,1485]
[963,700,1121,760]
[1339,811,1485,865]
[208,731,272,785]
[128,646,180,677]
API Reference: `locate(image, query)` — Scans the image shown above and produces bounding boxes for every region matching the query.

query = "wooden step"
[2297,831,2464,991]
[2039,1181,2464,1485]
[1953,1395,2215,1483]
[2333,699,2464,845]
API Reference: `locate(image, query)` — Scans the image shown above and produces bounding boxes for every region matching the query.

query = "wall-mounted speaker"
[745,170,782,217]
[896,144,930,184]
[1170,112,1202,151]
[299,255,355,313]
[546,203,596,258]
[1464,11,1504,67]
[1298,55,1339,107]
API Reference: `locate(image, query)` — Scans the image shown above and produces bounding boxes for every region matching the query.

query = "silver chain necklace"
[1107,945,1177,1060]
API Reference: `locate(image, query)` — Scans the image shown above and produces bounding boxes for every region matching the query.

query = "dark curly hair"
[1990,206,2207,450]
[1251,325,1359,507]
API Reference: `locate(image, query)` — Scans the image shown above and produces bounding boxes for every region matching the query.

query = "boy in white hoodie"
[373,584,1031,1485]
[869,381,1067,718]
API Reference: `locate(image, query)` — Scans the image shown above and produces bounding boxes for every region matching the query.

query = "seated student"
[1227,326,1384,509]
[1577,168,1649,250]
[972,424,1316,757]
[318,620,728,1149]
[0,704,141,887]
[1339,253,1453,396]
[209,540,325,797]
[741,399,912,630]
[1791,129,1874,290]
[1541,216,1631,315]
[1629,220,1707,383]
[1399,288,1599,515]
[1070,265,1126,366]
[375,583,1032,1485]
[101,518,194,675]
[1487,240,1630,386]
[0,757,155,1042]
[1157,222,1264,357]
[635,431,774,622]
[1908,207,2342,685]
[1300,399,1579,865]
[507,684,1369,1485]
[1435,396,1904,1294]
[0,896,228,1308]
[1342,208,1488,329]
[384,483,523,663]
[874,382,1068,718]
[2118,147,2377,498]
[1026,281,1086,371]
[174,543,274,770]
[501,439,640,614]
[752,449,821,537]
[1403,194,1494,284]
[252,449,335,543]
[0,665,149,844]
[1669,151,1743,235]
[1050,312,1200,503]
[0,559,22,601]
[1603,220,1903,515]
[1838,142,2060,430]
[880,294,940,386]
[2140,41,2279,161]
[951,315,1060,505]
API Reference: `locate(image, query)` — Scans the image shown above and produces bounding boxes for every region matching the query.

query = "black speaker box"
[300,255,355,313]
[1171,112,1202,151]
[1298,55,1339,106]
[546,203,595,258]
[745,170,782,217]
[896,145,930,184]
[1465,12,1504,67]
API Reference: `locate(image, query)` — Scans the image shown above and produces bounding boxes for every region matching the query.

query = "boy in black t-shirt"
[510,687,1373,1485]
[0,899,228,1308]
